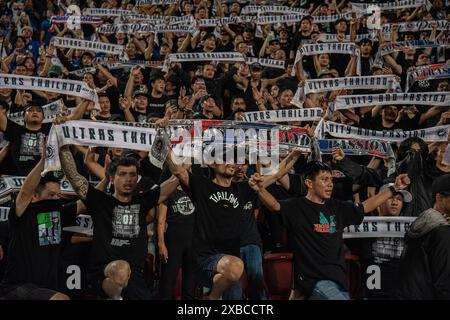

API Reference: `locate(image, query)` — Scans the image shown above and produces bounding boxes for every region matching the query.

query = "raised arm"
[59,145,89,201]
[261,149,302,188]
[15,157,45,217]
[249,173,281,212]
[158,174,180,203]
[361,173,410,213]
[165,149,190,187]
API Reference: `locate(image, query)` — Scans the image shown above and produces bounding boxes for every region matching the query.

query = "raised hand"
[394,173,411,191]
[332,147,345,162]
[249,173,264,192]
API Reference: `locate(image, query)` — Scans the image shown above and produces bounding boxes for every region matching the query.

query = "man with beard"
[250,161,411,300]
[59,151,180,300]
[165,145,303,300]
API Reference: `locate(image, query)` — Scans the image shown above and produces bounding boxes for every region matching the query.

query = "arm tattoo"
[60,148,89,201]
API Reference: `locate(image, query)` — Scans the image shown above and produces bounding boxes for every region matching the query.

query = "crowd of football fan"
[0,0,449,300]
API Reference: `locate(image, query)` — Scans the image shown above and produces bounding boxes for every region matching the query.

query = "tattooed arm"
[59,145,89,201]
[261,150,303,189]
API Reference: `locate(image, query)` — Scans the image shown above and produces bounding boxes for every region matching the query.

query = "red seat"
[173,269,183,300]
[345,253,362,300]
[263,252,293,300]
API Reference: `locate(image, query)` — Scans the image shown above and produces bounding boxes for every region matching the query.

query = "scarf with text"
[320,120,450,142]
[0,176,75,199]
[7,99,65,125]
[0,74,99,105]
[54,37,124,55]
[240,108,323,122]
[343,217,417,238]
[332,92,450,111]
[406,63,450,92]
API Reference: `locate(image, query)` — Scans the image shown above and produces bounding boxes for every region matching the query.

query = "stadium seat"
[345,253,362,300]
[263,252,293,300]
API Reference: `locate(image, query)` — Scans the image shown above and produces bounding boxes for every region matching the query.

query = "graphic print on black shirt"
[279,197,364,297]
[4,119,51,175]
[112,204,141,239]
[185,172,255,258]
[37,210,61,246]
[2,200,75,289]
[84,185,160,271]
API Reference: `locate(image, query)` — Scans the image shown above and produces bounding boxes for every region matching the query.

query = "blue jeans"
[223,245,267,300]
[309,280,350,300]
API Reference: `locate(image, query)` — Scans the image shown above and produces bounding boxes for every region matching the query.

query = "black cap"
[25,104,44,113]
[431,174,450,197]
[122,149,141,161]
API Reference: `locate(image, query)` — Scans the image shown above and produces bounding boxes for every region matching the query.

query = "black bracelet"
[389,185,397,194]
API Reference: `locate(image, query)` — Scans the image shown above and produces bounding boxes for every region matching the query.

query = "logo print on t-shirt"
[112,204,140,239]
[20,133,44,158]
[37,211,61,246]
[314,212,336,234]
[172,196,195,215]
[209,191,239,209]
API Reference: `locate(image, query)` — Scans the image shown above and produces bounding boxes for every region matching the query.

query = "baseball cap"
[250,62,263,70]
[317,69,334,78]
[48,65,63,77]
[379,183,412,203]
[269,37,280,45]
[133,86,149,98]
[431,174,450,197]
[24,104,44,114]
[122,149,142,160]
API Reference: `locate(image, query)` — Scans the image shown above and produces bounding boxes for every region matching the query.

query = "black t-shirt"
[185,172,254,258]
[131,109,148,123]
[2,199,76,289]
[83,185,160,271]
[279,197,364,297]
[239,190,261,247]
[165,189,195,228]
[360,56,373,76]
[4,120,51,175]
[147,95,169,118]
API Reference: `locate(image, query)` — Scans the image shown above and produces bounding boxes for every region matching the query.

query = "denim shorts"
[196,254,225,288]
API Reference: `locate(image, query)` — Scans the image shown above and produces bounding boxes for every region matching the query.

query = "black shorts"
[0,283,58,300]
[87,266,152,300]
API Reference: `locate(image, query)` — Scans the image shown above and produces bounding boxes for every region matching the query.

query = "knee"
[220,256,244,283]
[104,260,131,287]
[50,293,71,300]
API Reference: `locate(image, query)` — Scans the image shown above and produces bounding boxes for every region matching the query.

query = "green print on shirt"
[313,212,336,234]
[37,211,61,246]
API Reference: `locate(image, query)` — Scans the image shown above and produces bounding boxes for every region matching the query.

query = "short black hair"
[303,161,332,180]
[98,93,110,99]
[36,172,61,195]
[150,72,165,83]
[300,16,313,24]
[0,100,9,112]
[108,156,139,177]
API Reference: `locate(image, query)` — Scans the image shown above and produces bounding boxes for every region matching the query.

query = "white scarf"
[240,108,323,122]
[321,120,450,142]
[0,74,98,105]
[343,217,417,238]
[7,99,65,125]
[54,37,124,55]
[332,92,450,110]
